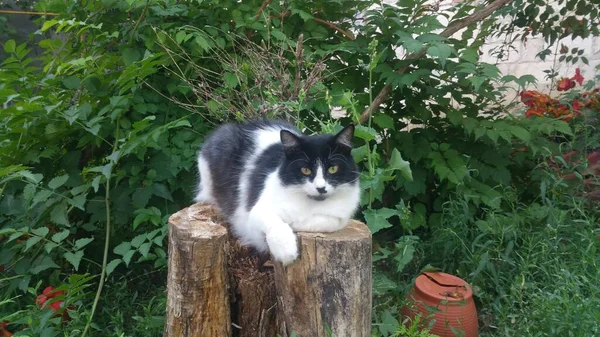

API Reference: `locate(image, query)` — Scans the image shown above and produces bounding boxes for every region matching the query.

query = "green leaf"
[378,309,400,336]
[553,121,573,135]
[48,174,69,189]
[25,236,43,251]
[41,20,58,32]
[373,114,395,130]
[123,250,135,266]
[270,29,287,41]
[75,237,94,249]
[152,183,173,201]
[389,149,413,181]
[106,259,122,276]
[3,40,16,53]
[372,273,398,296]
[400,37,424,54]
[64,250,84,271]
[291,9,313,21]
[469,76,486,92]
[123,47,141,65]
[426,42,453,67]
[509,125,531,142]
[394,237,416,272]
[52,229,70,243]
[50,203,69,226]
[363,208,398,234]
[138,242,151,257]
[223,72,238,89]
[515,74,537,87]
[131,233,146,248]
[175,30,188,44]
[429,149,467,184]
[194,34,210,51]
[62,76,81,89]
[69,194,86,211]
[132,187,152,208]
[44,242,58,253]
[133,212,149,230]
[30,256,59,274]
[354,125,378,141]
[23,184,36,202]
[19,170,43,184]
[351,145,369,163]
[31,227,49,237]
[447,109,462,125]
[91,176,102,192]
[114,242,131,256]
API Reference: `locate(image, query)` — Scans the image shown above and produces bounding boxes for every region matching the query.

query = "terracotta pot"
[402,272,478,337]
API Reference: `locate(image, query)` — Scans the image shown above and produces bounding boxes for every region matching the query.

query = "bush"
[1,0,599,336]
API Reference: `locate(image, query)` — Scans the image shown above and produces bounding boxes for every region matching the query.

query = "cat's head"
[279,125,359,201]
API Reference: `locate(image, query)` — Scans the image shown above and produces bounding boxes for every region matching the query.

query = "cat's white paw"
[266,226,299,266]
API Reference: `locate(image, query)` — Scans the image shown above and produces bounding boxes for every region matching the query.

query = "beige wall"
[381,0,600,102]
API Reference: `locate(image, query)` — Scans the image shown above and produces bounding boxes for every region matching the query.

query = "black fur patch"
[199,120,358,215]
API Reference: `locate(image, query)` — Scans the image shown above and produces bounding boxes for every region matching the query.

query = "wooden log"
[227,239,280,337]
[274,220,372,337]
[164,204,231,337]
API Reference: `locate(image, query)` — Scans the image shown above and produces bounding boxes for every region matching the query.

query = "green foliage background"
[1,0,599,336]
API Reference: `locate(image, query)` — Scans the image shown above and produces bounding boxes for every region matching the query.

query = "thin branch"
[292,33,304,99]
[314,17,355,40]
[255,0,273,20]
[0,9,58,15]
[130,0,150,42]
[359,0,514,124]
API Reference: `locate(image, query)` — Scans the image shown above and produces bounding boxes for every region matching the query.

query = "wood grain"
[164,203,231,337]
[274,220,372,337]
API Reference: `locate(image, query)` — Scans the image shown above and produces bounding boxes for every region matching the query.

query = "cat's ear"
[334,124,354,149]
[280,130,301,155]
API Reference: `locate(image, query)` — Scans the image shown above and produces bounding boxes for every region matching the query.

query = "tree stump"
[227,238,280,337]
[274,220,372,337]
[165,204,372,337]
[164,204,231,337]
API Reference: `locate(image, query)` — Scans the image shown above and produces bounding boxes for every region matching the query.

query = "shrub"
[1,0,599,336]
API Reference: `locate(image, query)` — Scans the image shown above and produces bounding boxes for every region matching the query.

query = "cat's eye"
[328,165,339,174]
[301,167,312,176]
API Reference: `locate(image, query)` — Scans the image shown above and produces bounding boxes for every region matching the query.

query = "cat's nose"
[316,187,327,194]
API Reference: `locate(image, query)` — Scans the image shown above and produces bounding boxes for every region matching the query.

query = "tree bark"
[164,204,231,337]
[274,220,372,337]
[165,204,372,337]
[228,238,280,337]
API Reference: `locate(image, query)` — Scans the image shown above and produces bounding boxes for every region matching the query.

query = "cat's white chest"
[264,173,358,232]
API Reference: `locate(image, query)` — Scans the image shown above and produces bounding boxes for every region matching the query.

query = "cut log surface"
[274,220,372,337]
[164,203,231,337]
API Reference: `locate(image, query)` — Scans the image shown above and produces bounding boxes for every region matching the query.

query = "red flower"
[36,286,71,322]
[525,108,544,118]
[573,99,580,111]
[0,322,12,337]
[571,68,584,86]
[557,78,575,91]
[520,90,540,107]
[36,287,66,313]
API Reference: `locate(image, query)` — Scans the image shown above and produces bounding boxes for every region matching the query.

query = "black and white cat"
[195,119,360,265]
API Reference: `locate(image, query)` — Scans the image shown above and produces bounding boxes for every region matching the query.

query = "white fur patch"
[199,124,360,266]
[194,156,214,203]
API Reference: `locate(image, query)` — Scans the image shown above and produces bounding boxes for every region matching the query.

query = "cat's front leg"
[291,214,347,233]
[248,204,298,265]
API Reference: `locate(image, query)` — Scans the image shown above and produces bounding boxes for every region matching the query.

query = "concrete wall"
[381,0,600,102]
